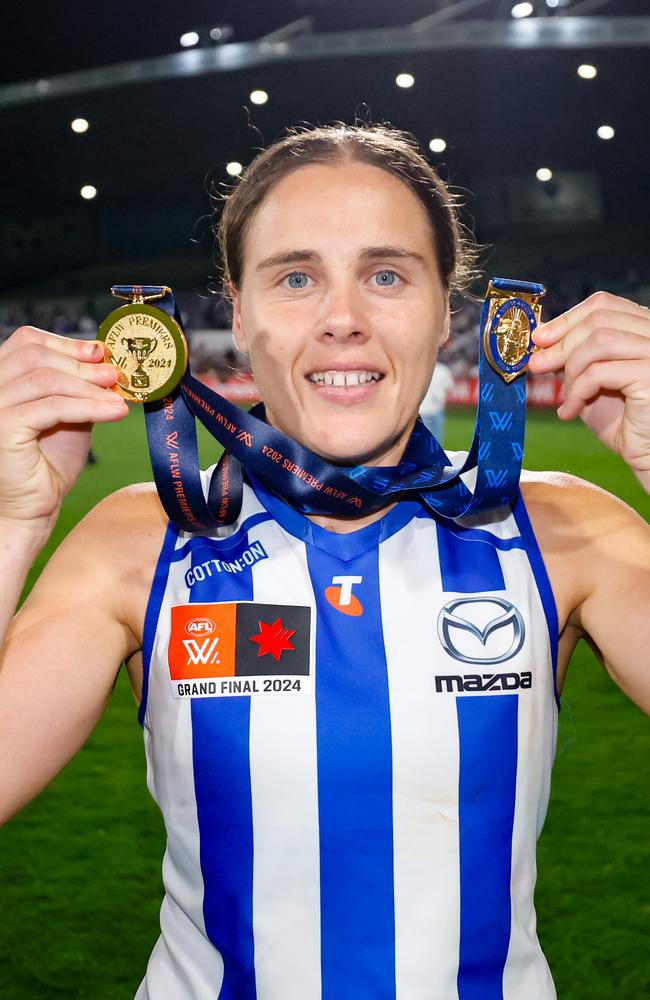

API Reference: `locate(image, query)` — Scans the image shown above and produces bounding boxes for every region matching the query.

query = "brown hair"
[216,122,478,296]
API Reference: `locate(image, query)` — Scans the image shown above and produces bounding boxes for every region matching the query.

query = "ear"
[230,286,249,355]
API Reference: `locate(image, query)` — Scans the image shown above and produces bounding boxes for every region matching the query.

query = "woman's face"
[231,160,450,466]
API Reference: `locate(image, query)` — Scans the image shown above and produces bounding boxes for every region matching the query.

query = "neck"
[304,427,414,533]
[258,412,419,533]
[307,503,399,534]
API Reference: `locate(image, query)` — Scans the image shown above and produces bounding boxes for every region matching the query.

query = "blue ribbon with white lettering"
[138,280,544,532]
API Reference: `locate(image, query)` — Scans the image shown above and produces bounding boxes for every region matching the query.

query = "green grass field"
[1,407,649,999]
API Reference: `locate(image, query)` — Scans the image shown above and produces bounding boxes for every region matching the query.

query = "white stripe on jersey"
[499,545,557,1000]
[379,517,461,998]
[248,522,322,1000]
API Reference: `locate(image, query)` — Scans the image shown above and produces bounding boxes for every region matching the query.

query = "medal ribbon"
[135,280,544,532]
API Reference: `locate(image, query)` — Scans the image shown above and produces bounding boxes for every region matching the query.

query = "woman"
[1,124,649,999]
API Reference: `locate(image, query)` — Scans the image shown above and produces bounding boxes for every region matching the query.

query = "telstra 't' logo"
[325,575,363,616]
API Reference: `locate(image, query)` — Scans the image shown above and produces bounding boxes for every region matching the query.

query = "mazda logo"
[437,597,525,665]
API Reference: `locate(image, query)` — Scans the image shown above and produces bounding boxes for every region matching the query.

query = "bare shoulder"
[75,480,168,547]
[519,469,650,627]
[15,482,169,650]
[52,481,168,585]
[519,468,648,548]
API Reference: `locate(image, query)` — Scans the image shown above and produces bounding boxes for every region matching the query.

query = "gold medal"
[98,288,188,403]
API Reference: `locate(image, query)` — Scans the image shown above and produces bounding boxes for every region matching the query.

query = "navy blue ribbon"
[139,282,543,532]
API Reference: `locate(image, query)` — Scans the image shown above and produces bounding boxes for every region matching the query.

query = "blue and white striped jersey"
[135,467,559,1000]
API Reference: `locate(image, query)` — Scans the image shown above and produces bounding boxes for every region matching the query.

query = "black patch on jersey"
[235,603,311,677]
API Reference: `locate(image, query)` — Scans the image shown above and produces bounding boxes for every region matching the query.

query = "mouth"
[305,369,385,406]
[306,369,384,387]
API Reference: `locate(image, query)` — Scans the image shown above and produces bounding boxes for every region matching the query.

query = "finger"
[557,360,650,420]
[533,291,650,347]
[529,312,650,375]
[0,367,125,410]
[533,327,650,380]
[0,327,105,364]
[4,394,128,438]
[0,341,117,390]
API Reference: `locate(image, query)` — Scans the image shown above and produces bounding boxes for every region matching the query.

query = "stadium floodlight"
[597,124,615,140]
[395,73,415,89]
[80,185,97,200]
[71,118,89,133]
[578,64,598,79]
[250,89,269,106]
[511,2,533,17]
[209,25,234,43]
[428,137,447,154]
[226,161,243,177]
[180,31,200,48]
[536,167,553,182]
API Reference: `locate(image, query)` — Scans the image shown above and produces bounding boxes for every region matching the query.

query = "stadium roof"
[1,0,648,291]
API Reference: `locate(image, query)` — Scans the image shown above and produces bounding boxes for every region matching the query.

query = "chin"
[305,426,408,468]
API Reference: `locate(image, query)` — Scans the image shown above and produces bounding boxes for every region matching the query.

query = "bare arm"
[0,325,138,823]
[523,473,650,713]
[0,486,166,825]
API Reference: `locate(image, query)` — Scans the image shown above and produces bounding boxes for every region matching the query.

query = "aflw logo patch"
[183,636,221,666]
[168,602,311,699]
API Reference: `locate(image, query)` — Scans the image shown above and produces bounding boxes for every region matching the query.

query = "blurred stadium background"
[1,1,649,997]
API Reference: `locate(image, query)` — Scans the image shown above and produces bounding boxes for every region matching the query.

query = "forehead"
[242,160,437,264]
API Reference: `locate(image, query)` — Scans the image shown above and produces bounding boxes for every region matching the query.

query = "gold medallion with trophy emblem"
[97,286,188,403]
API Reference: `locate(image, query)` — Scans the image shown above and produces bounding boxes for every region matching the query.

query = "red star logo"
[249,617,296,662]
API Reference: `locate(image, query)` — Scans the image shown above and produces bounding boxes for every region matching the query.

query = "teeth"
[308,370,382,386]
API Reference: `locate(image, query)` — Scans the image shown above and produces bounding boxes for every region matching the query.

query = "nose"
[318,276,368,342]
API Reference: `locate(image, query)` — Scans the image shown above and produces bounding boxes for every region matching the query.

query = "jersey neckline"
[246,472,425,562]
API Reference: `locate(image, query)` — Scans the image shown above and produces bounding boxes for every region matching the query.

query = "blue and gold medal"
[483,278,544,384]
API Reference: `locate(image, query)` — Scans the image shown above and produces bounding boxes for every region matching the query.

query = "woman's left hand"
[529,290,650,494]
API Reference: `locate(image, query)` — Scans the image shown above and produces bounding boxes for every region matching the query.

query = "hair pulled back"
[216,122,478,296]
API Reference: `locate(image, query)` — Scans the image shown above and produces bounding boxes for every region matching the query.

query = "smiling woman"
[1,121,650,1000]
[231,160,450,472]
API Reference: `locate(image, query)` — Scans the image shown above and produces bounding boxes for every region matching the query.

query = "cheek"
[247,328,298,397]
[252,329,288,363]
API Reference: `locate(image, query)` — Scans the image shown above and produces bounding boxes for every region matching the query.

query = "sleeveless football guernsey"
[134,463,559,1000]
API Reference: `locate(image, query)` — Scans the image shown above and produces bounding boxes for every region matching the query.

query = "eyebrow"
[256,246,428,271]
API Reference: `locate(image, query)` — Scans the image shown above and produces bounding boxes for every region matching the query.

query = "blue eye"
[285,272,310,289]
[374,270,399,287]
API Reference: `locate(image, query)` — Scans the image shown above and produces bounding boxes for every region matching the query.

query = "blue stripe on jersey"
[434,521,526,552]
[139,521,180,727]
[436,520,506,592]
[437,516,517,995]
[456,695,519,1000]
[190,545,257,1000]
[306,545,396,1000]
[512,491,561,709]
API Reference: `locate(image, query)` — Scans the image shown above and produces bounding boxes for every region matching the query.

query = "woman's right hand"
[0,326,128,544]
